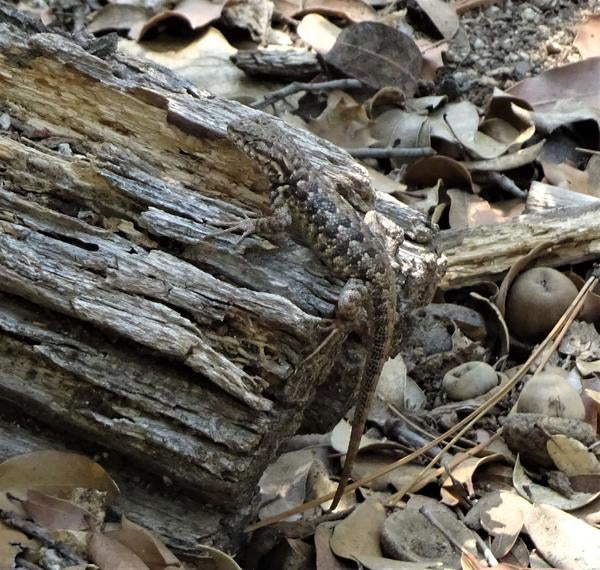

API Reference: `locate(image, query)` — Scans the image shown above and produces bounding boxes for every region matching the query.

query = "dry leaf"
[525,503,600,570]
[508,58,600,111]
[197,544,242,570]
[257,449,316,521]
[307,91,375,148]
[513,455,600,511]
[415,0,459,39]
[351,454,425,493]
[418,38,448,81]
[462,140,545,172]
[296,13,340,54]
[0,527,32,570]
[405,156,473,190]
[274,0,376,22]
[120,29,273,100]
[329,498,385,560]
[136,0,226,40]
[314,525,347,570]
[88,532,150,570]
[546,434,600,476]
[441,454,505,506]
[330,419,379,455]
[0,450,119,501]
[574,15,600,59]
[87,4,150,36]
[541,161,594,196]
[442,101,511,159]
[478,490,533,559]
[23,490,97,531]
[447,190,524,229]
[325,22,422,95]
[106,517,181,569]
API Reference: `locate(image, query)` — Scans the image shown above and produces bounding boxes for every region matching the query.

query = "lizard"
[225,115,397,510]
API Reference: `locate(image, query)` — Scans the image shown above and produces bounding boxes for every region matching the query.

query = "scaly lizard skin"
[227,115,397,509]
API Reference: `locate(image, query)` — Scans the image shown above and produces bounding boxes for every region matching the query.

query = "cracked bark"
[0,5,441,553]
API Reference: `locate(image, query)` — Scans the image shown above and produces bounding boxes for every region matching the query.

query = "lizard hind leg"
[300,278,368,367]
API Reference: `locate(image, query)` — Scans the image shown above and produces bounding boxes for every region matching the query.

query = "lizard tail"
[330,301,393,510]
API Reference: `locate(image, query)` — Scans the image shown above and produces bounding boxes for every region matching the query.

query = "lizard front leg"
[204,202,292,246]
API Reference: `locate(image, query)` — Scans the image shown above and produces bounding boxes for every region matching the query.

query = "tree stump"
[0,6,442,553]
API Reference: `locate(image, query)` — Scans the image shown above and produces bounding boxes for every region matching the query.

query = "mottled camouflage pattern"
[228,116,397,508]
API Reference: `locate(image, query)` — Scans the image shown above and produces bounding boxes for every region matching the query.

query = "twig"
[0,509,87,565]
[474,171,527,199]
[576,147,600,156]
[250,79,364,110]
[346,147,436,159]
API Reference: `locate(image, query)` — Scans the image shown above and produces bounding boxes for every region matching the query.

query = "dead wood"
[0,6,441,549]
[231,48,321,80]
[439,198,600,290]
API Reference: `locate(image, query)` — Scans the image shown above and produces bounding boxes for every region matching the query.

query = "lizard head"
[227,115,290,184]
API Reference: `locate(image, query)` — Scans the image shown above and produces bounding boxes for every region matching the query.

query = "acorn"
[443,361,500,401]
[505,267,578,343]
[516,370,585,420]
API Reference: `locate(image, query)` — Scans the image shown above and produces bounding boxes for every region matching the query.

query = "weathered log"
[0,6,441,549]
[231,48,321,80]
[439,193,600,290]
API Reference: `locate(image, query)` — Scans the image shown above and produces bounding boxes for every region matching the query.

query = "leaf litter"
[9,0,600,567]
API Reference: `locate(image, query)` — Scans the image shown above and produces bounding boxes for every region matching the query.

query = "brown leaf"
[418,38,448,81]
[136,0,226,41]
[329,499,385,560]
[525,504,600,569]
[0,451,119,501]
[574,15,600,59]
[405,156,472,190]
[478,490,532,559]
[325,22,422,95]
[314,525,346,570]
[196,545,242,570]
[507,58,600,111]
[307,91,374,148]
[107,517,180,569]
[88,532,150,570]
[447,190,524,229]
[415,0,459,40]
[23,490,97,531]
[513,455,600,511]
[0,527,32,570]
[297,13,340,54]
[274,0,376,23]
[87,4,150,36]
[541,161,594,196]
[441,453,506,506]
[547,435,600,476]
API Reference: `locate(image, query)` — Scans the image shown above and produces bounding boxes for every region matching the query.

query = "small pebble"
[514,60,531,79]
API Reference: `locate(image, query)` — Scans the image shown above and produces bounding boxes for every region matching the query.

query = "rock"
[502,414,597,468]
[381,508,478,564]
